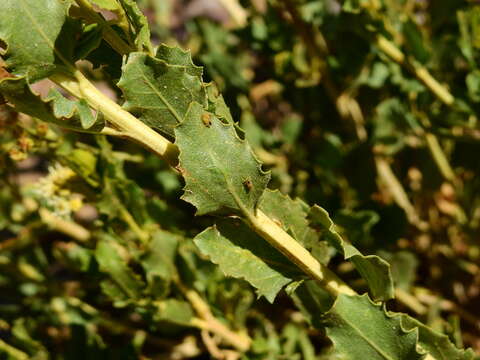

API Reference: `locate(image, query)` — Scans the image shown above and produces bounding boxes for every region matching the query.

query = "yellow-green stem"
[0,339,29,360]
[376,36,455,106]
[48,67,366,353]
[39,208,91,242]
[117,206,149,243]
[248,210,356,297]
[375,158,427,230]
[178,283,252,351]
[50,69,356,298]
[50,70,179,166]
[424,133,455,182]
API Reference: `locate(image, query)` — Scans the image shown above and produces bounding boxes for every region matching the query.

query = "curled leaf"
[308,205,394,301]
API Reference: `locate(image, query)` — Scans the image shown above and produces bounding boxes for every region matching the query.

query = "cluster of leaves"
[1,0,480,359]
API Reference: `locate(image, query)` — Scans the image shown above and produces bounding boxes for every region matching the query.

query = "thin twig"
[201,330,225,359]
[0,339,29,360]
[50,68,358,300]
[280,0,426,229]
[414,291,480,331]
[375,37,459,187]
[39,208,90,242]
[117,206,150,244]
[394,288,428,315]
[64,297,177,349]
[375,36,455,106]
[375,158,428,230]
[178,283,252,352]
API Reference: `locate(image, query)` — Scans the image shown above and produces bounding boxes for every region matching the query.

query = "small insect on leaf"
[243,178,253,192]
[201,113,212,127]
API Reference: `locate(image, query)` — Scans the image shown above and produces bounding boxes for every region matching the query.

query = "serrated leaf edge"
[323,294,425,359]
[155,43,203,77]
[0,76,104,131]
[193,224,292,302]
[118,52,206,125]
[177,101,270,217]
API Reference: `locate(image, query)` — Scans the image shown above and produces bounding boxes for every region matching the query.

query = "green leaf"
[0,0,96,131]
[0,0,74,81]
[118,52,206,137]
[193,220,302,302]
[46,89,99,129]
[118,0,153,54]
[322,294,423,360]
[400,315,476,360]
[308,205,394,301]
[402,20,430,64]
[10,319,49,358]
[378,251,418,291]
[74,23,104,60]
[155,299,194,326]
[363,62,390,89]
[175,102,270,216]
[64,148,100,187]
[259,189,317,247]
[86,39,123,79]
[89,0,122,10]
[292,280,335,328]
[156,44,203,78]
[0,78,105,131]
[205,82,234,123]
[95,234,144,300]
[53,242,93,272]
[372,99,415,155]
[141,230,179,296]
[466,70,480,102]
[88,0,130,36]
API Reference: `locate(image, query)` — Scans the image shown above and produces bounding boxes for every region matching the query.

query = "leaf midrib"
[138,65,183,123]
[332,307,403,360]
[206,142,250,216]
